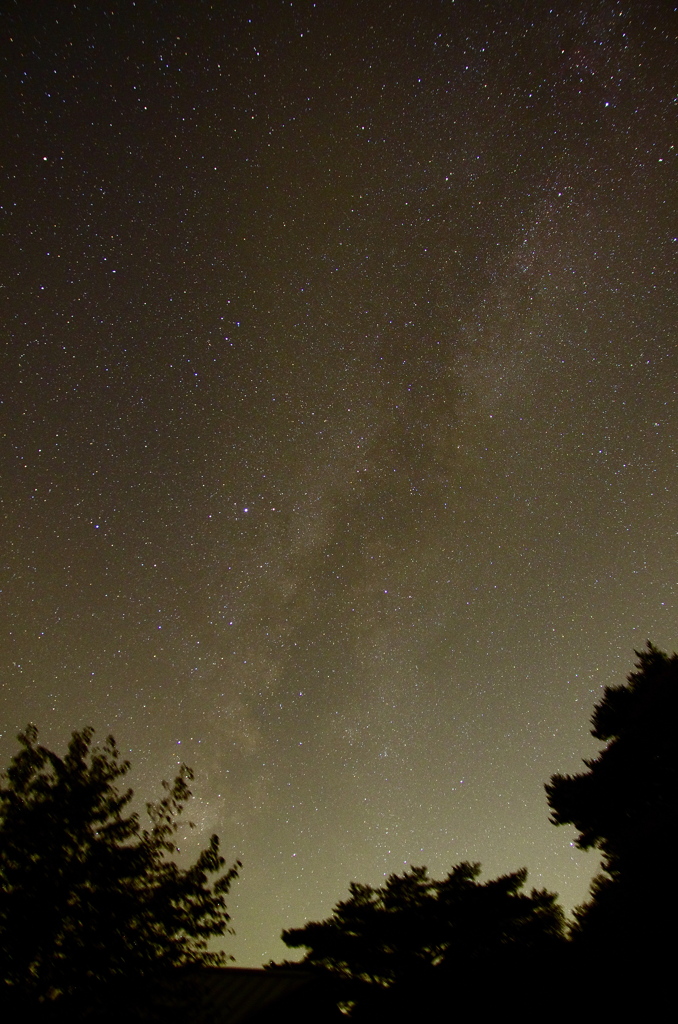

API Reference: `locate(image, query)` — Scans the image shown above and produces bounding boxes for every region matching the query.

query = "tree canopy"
[0,725,239,1011]
[281,862,564,1016]
[545,642,677,952]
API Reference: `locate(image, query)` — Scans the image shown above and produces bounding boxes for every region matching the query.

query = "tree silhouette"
[281,862,564,1017]
[546,642,677,955]
[0,725,239,1012]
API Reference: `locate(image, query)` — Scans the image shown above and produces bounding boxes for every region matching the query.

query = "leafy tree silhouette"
[0,725,239,1014]
[281,862,564,1018]
[546,642,677,959]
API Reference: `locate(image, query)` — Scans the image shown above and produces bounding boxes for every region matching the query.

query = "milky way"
[1,1,676,963]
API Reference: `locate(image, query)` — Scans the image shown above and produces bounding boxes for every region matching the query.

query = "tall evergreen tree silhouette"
[546,642,677,955]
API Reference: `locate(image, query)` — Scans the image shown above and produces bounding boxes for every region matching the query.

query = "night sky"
[2,0,676,965]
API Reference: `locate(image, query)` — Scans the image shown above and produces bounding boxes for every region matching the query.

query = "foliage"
[281,862,564,1015]
[0,725,240,1009]
[546,642,677,950]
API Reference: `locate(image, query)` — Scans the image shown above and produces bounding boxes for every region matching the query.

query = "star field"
[1,0,677,964]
